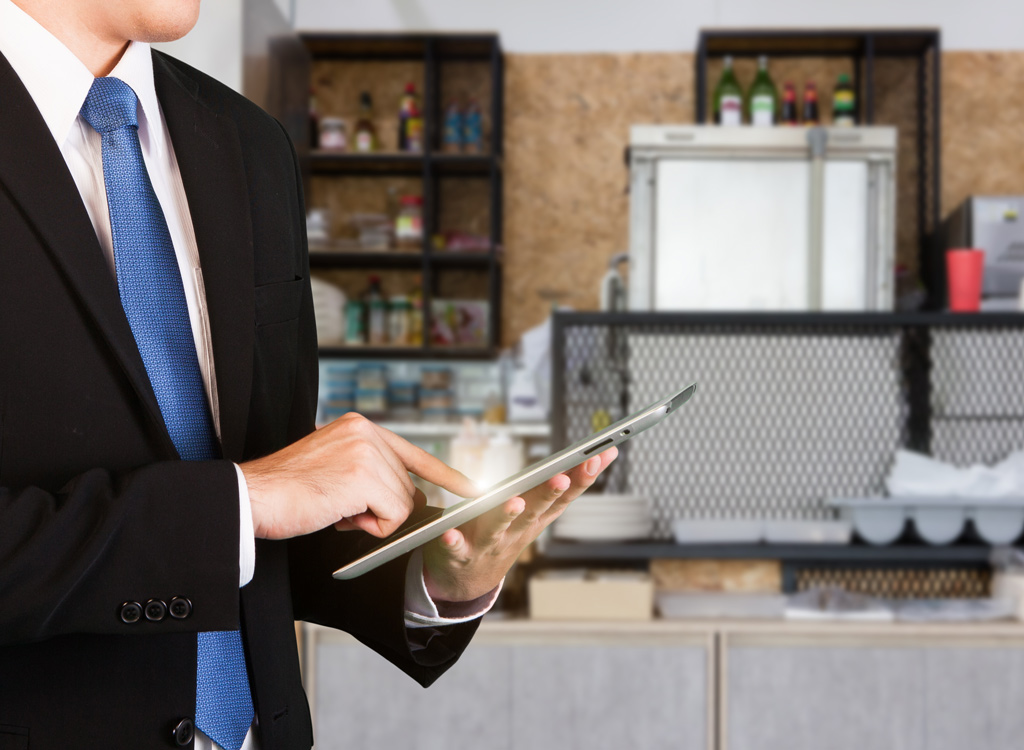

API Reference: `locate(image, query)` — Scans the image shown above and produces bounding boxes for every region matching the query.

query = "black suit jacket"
[0,50,478,749]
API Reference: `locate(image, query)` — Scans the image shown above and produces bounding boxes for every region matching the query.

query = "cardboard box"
[529,570,654,621]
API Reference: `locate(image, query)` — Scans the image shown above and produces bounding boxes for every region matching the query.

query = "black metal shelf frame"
[307,251,494,270]
[299,33,504,360]
[541,541,997,564]
[544,311,1024,577]
[695,29,942,306]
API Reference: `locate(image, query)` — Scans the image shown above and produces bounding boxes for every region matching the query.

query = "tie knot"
[80,77,139,134]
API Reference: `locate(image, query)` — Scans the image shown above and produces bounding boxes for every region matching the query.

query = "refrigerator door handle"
[807,127,829,311]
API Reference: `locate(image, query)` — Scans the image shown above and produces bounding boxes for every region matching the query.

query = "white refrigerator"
[627,125,897,311]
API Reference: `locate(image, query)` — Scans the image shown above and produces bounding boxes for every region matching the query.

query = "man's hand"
[241,413,477,540]
[422,447,618,604]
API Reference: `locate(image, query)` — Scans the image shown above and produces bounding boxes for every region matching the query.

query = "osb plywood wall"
[307,52,1024,348]
[503,53,694,345]
[503,51,1024,346]
[942,52,1024,215]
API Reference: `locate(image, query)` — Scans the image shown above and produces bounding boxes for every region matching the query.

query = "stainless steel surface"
[943,195,1024,299]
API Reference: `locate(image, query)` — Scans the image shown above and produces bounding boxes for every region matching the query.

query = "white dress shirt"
[0,3,498,748]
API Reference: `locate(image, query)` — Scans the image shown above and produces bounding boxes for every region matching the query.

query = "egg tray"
[829,497,1024,546]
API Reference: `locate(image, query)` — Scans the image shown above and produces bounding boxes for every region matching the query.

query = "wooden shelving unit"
[299,33,504,359]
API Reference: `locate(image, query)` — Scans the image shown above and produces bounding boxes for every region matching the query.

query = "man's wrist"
[404,549,502,628]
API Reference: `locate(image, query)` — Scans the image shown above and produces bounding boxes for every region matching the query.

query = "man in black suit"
[0,1,615,748]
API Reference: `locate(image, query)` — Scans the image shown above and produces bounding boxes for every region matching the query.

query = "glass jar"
[319,117,347,151]
[395,196,424,251]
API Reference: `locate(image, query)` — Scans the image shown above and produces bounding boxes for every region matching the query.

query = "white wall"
[294,0,1024,52]
[153,0,244,91]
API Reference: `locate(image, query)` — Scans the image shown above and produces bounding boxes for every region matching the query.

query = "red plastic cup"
[946,248,985,312]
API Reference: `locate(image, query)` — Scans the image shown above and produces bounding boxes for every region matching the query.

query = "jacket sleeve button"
[144,599,167,622]
[173,718,195,746]
[119,601,142,624]
[168,596,192,619]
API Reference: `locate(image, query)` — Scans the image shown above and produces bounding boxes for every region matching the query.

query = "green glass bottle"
[747,55,778,127]
[833,73,857,126]
[713,55,744,126]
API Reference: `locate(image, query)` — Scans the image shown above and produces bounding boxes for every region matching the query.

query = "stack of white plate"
[310,276,346,344]
[553,494,653,542]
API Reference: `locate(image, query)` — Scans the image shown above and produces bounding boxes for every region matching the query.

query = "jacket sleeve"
[0,459,243,645]
[287,525,481,688]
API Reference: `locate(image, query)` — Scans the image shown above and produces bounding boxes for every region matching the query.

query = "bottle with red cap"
[781,82,799,126]
[398,82,423,153]
[802,82,820,126]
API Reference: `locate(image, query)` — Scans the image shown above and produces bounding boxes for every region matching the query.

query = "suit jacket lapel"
[153,52,255,462]
[0,51,175,456]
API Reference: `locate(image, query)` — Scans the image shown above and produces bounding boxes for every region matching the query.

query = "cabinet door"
[313,640,514,750]
[511,644,707,750]
[726,644,925,750]
[924,647,1024,750]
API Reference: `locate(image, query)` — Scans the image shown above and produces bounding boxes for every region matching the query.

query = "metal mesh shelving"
[546,312,1024,594]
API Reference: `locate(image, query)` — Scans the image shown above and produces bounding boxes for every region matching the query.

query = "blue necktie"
[80,77,254,750]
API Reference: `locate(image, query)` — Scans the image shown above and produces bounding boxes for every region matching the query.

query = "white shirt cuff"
[403,548,503,628]
[234,463,256,588]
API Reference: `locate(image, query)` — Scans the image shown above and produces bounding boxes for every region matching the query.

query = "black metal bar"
[421,39,436,356]
[317,345,496,360]
[698,27,938,54]
[424,39,438,155]
[490,162,503,350]
[492,38,504,157]
[864,33,875,124]
[852,43,861,124]
[300,32,498,62]
[540,541,1006,563]
[551,313,567,452]
[429,253,492,269]
[308,153,425,177]
[307,252,425,270]
[932,34,943,276]
[701,50,918,60]
[905,324,932,453]
[491,40,505,350]
[550,310,1024,329]
[917,50,928,290]
[429,154,493,174]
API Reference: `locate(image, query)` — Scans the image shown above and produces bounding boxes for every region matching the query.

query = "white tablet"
[333,383,696,579]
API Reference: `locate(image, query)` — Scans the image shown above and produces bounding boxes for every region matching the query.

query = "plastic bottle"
[832,73,857,126]
[344,299,364,345]
[442,99,463,153]
[747,56,778,127]
[712,56,744,126]
[462,99,483,153]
